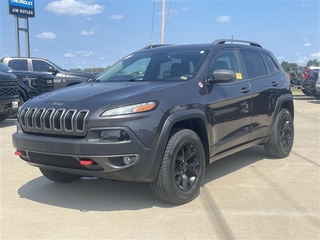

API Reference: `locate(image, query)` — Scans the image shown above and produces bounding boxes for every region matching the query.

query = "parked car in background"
[316,74,320,94]
[13,39,294,205]
[1,57,95,89]
[0,62,54,117]
[0,72,19,122]
[300,66,320,98]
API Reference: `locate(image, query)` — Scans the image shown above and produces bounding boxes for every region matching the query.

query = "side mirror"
[48,66,58,75]
[207,69,236,83]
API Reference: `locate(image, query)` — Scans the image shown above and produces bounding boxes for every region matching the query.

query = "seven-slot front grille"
[19,107,89,135]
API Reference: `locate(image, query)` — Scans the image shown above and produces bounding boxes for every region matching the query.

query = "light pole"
[160,0,165,44]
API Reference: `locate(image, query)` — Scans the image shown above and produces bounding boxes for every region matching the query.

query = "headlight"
[101,101,157,117]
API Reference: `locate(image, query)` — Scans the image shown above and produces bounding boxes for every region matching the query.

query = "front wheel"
[151,129,205,205]
[264,108,294,158]
[39,168,82,183]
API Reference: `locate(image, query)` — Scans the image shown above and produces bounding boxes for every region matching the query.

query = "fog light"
[123,156,136,165]
[100,129,130,142]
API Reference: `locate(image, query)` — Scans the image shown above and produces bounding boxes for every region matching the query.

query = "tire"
[264,108,294,158]
[313,91,320,99]
[150,129,205,205]
[301,89,313,96]
[0,113,9,123]
[39,168,82,183]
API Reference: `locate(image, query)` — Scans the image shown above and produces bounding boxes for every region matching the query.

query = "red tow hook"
[79,159,94,166]
[14,150,24,156]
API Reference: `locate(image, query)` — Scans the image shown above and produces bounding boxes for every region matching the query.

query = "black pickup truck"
[0,62,54,117]
[1,57,95,89]
[0,72,19,122]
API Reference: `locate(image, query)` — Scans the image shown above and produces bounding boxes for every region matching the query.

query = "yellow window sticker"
[236,72,242,79]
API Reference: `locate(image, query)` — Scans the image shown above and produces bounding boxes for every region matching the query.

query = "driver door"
[206,49,253,157]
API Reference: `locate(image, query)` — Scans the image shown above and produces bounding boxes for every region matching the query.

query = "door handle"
[271,81,278,87]
[240,87,250,93]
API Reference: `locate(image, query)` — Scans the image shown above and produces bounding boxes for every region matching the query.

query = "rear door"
[206,49,253,157]
[238,49,282,141]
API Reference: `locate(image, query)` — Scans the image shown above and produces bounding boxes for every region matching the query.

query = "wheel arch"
[146,109,210,181]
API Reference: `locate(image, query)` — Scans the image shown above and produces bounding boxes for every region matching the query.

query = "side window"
[261,53,279,74]
[239,50,267,79]
[32,60,53,72]
[210,49,243,80]
[8,60,28,71]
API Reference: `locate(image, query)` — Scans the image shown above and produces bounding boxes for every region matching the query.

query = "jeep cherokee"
[12,39,294,204]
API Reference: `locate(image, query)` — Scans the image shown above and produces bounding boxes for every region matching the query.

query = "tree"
[306,59,319,67]
[281,61,298,73]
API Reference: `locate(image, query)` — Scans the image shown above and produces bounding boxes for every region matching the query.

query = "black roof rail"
[141,44,173,50]
[212,39,262,48]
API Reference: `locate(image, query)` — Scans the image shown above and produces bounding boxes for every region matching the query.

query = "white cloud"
[304,43,311,47]
[64,50,93,58]
[157,9,179,19]
[310,52,320,58]
[215,15,231,23]
[277,56,285,60]
[301,3,307,7]
[181,7,190,11]
[45,0,105,16]
[81,30,94,35]
[81,26,98,35]
[108,14,124,20]
[63,53,75,57]
[36,32,56,40]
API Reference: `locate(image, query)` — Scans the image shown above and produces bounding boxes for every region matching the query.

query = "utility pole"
[160,0,165,44]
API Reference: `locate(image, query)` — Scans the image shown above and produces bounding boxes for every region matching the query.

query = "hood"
[63,70,95,78]
[24,81,181,112]
[9,70,52,78]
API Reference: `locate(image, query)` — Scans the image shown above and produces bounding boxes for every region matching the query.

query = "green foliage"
[306,59,319,67]
[281,61,298,73]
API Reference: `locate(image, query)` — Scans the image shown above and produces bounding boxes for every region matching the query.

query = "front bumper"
[12,124,158,182]
[0,98,19,114]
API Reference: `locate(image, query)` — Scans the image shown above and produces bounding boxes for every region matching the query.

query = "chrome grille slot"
[20,108,29,128]
[53,109,65,132]
[35,108,45,130]
[19,107,89,135]
[27,108,36,129]
[76,110,89,133]
[64,109,76,132]
[44,109,55,131]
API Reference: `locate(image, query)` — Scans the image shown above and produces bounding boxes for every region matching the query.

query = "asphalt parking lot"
[0,91,319,240]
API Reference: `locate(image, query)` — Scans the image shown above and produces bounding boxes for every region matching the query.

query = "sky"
[0,0,319,70]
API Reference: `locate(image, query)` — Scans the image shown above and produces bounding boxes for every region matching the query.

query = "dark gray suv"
[12,39,294,204]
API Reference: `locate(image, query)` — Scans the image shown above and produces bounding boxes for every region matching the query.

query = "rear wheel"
[151,129,205,205]
[39,168,82,183]
[264,108,294,158]
[313,91,320,99]
[301,89,313,96]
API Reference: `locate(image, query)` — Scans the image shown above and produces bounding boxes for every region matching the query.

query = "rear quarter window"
[261,53,279,74]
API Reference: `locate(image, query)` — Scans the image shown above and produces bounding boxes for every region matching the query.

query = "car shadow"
[307,99,320,104]
[17,146,266,211]
[0,119,16,128]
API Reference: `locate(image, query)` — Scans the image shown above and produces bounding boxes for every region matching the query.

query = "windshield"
[0,62,13,72]
[95,48,209,82]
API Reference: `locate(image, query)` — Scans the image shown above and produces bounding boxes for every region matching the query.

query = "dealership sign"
[8,0,35,18]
